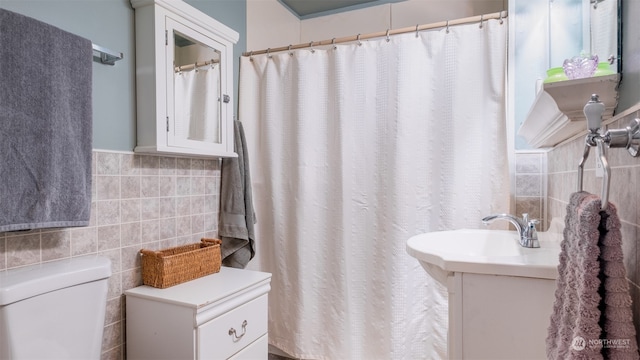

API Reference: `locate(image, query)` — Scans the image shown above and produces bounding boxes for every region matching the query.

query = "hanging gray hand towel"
[219,120,256,268]
[546,191,639,360]
[0,9,93,231]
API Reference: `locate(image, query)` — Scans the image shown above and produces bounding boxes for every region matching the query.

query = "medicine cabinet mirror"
[131,0,239,158]
[513,0,622,149]
[169,21,223,148]
[549,0,621,73]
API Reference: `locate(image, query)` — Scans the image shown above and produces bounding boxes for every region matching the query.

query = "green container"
[543,67,569,83]
[594,62,615,77]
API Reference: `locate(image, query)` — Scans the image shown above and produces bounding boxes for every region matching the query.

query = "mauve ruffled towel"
[547,191,639,360]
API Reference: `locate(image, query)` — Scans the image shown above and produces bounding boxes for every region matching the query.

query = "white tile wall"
[515,150,548,229]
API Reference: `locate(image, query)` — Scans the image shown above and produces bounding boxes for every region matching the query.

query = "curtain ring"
[332,38,337,50]
[288,44,293,56]
[385,29,390,42]
[309,41,315,53]
[445,20,450,34]
[249,51,254,62]
[356,34,362,46]
[267,48,272,59]
[415,24,419,38]
[499,11,504,24]
[479,14,484,28]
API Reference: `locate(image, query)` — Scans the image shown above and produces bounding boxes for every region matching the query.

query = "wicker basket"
[140,238,222,288]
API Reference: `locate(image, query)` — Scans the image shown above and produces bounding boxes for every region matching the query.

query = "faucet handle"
[527,218,540,235]
[526,218,540,248]
[521,213,539,227]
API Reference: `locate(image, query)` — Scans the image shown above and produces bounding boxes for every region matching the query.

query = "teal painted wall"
[0,0,246,151]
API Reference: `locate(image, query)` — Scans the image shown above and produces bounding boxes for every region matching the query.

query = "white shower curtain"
[174,65,220,142]
[240,19,509,360]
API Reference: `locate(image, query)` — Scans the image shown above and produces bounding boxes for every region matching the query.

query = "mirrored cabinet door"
[131,0,238,158]
[167,18,227,153]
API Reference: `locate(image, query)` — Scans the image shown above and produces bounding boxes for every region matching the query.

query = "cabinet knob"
[228,320,248,341]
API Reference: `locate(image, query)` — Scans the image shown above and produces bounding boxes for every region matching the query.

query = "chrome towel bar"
[92,43,123,65]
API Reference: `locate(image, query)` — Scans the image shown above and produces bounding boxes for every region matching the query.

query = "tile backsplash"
[515,151,548,229]
[0,150,221,360]
[547,109,640,348]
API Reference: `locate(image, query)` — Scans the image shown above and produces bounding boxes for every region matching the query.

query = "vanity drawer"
[198,294,268,359]
[228,334,268,360]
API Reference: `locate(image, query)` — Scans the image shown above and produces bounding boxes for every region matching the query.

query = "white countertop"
[406,229,562,280]
[125,266,272,309]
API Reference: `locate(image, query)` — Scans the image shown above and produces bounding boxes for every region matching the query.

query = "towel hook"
[576,141,589,193]
[576,94,640,210]
[596,138,610,209]
[577,94,610,210]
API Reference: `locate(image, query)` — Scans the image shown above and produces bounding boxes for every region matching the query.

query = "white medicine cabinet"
[131,0,239,158]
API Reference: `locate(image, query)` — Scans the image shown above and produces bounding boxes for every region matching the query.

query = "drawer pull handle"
[228,320,248,341]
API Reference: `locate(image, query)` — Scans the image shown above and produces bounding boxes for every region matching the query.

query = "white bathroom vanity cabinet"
[406,229,562,359]
[446,272,556,359]
[131,0,238,158]
[125,267,272,360]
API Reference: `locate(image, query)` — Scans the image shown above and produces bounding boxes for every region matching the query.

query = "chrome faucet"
[481,213,540,248]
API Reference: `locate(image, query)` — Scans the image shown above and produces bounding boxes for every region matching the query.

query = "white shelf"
[518,74,620,148]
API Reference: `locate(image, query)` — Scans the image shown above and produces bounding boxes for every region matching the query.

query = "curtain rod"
[174,59,219,73]
[243,10,507,57]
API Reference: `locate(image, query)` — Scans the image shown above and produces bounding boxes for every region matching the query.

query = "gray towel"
[0,9,93,231]
[219,120,256,268]
[547,191,639,359]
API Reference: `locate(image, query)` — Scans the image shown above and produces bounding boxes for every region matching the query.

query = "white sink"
[406,229,562,283]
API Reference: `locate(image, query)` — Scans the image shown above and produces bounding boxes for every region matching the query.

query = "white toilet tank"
[0,256,112,359]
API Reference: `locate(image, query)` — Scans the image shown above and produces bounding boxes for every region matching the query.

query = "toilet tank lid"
[0,256,112,306]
